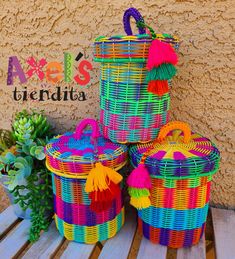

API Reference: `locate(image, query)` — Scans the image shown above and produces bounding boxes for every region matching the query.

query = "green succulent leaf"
[5,152,16,163]
[8,179,19,191]
[25,156,33,167]
[22,145,31,155]
[30,146,45,160]
[29,145,37,156]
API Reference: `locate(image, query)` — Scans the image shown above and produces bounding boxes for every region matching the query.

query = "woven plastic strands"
[94,35,179,63]
[136,176,212,248]
[130,132,220,177]
[138,218,205,248]
[52,174,125,243]
[45,130,128,175]
[94,8,179,143]
[129,121,220,248]
[45,119,127,243]
[55,209,125,244]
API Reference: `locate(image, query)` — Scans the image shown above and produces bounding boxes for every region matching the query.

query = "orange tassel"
[147,80,169,96]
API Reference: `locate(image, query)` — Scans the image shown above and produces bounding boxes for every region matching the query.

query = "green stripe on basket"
[55,208,124,243]
[94,57,147,63]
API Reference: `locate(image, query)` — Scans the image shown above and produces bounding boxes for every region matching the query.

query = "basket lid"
[94,8,179,63]
[130,121,220,178]
[45,119,127,176]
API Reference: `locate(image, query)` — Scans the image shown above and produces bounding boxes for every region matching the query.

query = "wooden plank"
[137,237,167,259]
[99,208,137,259]
[211,207,235,259]
[177,234,206,259]
[22,221,64,259]
[0,219,31,258]
[0,206,19,237]
[60,242,96,259]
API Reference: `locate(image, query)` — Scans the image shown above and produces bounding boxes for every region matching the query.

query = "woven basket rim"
[130,160,218,179]
[47,160,127,179]
[94,34,179,42]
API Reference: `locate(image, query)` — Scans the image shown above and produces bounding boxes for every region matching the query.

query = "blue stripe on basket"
[138,203,209,231]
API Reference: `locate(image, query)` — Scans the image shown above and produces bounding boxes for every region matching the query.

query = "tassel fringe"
[85,162,123,212]
[146,64,177,81]
[128,187,150,198]
[130,196,151,210]
[127,164,151,210]
[147,80,169,96]
[147,39,178,70]
[85,162,122,192]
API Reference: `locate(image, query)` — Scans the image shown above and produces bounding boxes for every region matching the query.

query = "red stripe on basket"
[188,187,198,209]
[73,181,84,205]
[163,187,174,208]
[170,229,185,248]
[206,182,211,202]
[150,224,160,243]
[54,175,62,198]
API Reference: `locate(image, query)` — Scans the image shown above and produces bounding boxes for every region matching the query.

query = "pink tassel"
[147,39,178,70]
[127,164,151,189]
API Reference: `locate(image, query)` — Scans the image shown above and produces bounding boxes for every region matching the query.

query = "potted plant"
[0,109,54,242]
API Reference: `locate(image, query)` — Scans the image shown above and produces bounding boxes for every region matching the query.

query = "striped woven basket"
[45,119,127,243]
[94,7,179,143]
[129,121,220,248]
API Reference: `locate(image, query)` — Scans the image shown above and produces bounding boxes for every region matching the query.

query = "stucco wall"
[0,0,234,208]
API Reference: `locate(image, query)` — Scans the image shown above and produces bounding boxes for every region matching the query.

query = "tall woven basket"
[94,8,179,143]
[128,121,220,248]
[45,119,128,243]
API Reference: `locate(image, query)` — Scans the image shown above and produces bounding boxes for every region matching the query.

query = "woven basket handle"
[123,7,146,35]
[140,121,191,164]
[157,121,191,144]
[75,118,100,139]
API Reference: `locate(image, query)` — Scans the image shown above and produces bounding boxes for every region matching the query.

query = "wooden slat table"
[0,205,234,259]
[211,208,235,259]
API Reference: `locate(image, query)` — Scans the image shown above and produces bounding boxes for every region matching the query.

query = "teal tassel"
[146,63,177,82]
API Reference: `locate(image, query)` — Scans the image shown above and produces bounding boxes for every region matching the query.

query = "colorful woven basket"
[45,119,127,243]
[128,121,220,248]
[45,121,127,176]
[94,8,179,143]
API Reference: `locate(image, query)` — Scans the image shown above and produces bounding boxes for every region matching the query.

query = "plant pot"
[0,175,32,219]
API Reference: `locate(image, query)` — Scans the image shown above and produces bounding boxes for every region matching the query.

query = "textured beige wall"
[0,0,234,208]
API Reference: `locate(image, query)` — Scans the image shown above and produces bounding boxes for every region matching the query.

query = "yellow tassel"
[85,162,123,193]
[130,196,151,209]
[105,167,123,184]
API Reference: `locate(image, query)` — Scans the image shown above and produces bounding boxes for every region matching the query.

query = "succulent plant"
[0,153,33,190]
[0,109,55,243]
[17,138,45,161]
[12,110,52,142]
[12,167,53,242]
